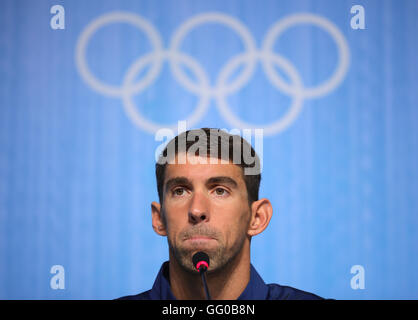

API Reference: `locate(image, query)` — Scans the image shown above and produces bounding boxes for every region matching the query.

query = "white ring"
[122,52,211,134]
[75,11,164,97]
[262,13,350,99]
[75,11,350,135]
[216,52,304,136]
[169,12,257,97]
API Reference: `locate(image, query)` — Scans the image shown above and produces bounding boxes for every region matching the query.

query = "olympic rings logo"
[75,11,350,136]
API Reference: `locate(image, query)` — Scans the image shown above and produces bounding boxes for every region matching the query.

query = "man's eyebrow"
[164,177,191,192]
[206,176,238,188]
[164,176,239,192]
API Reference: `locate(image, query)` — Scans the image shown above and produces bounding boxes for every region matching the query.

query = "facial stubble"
[163,207,251,275]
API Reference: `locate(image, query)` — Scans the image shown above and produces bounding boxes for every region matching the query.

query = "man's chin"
[182,238,218,251]
[173,247,221,272]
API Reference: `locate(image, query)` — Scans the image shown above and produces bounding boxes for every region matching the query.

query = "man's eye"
[214,188,228,196]
[173,188,186,196]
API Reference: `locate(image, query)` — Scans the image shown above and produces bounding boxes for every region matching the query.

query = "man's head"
[151,128,272,275]
[156,128,262,207]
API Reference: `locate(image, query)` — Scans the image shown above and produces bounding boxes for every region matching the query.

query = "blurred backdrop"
[0,0,417,299]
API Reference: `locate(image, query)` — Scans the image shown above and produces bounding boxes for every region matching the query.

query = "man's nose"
[188,192,210,224]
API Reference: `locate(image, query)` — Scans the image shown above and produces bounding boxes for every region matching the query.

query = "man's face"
[160,155,252,274]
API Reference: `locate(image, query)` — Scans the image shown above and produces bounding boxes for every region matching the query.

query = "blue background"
[0,0,417,299]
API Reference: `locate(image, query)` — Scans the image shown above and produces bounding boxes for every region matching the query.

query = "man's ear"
[247,198,273,237]
[151,201,167,236]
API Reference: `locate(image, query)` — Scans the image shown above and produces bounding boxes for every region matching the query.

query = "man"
[119,128,323,300]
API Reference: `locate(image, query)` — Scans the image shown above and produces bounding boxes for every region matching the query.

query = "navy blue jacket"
[119,261,323,300]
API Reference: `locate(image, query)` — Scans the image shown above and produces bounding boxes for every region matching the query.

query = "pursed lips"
[185,235,215,241]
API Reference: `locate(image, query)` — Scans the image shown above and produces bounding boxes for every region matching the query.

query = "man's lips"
[185,236,215,241]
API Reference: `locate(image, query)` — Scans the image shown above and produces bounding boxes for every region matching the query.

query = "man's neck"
[168,247,251,300]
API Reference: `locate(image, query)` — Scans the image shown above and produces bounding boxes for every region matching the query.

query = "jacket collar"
[149,261,269,300]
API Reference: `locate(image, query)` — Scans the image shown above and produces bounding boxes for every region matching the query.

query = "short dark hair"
[155,128,261,206]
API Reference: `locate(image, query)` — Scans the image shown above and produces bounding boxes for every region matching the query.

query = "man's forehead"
[163,155,244,183]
